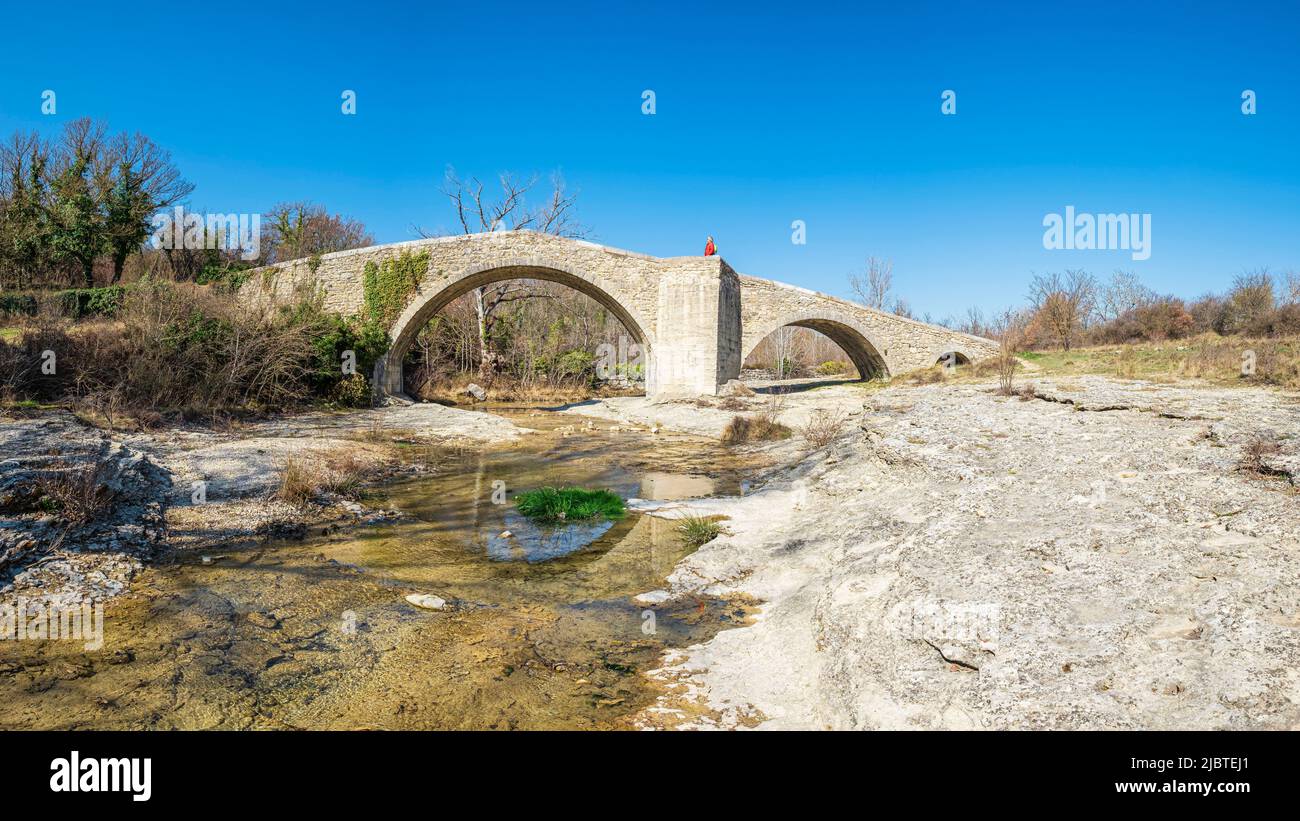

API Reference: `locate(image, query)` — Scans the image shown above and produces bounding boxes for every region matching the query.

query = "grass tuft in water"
[515,486,626,523]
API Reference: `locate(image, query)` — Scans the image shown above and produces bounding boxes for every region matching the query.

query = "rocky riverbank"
[629,376,1300,729]
[1,403,528,605]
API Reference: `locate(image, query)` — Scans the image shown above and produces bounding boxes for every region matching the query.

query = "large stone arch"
[374,258,656,399]
[741,313,890,380]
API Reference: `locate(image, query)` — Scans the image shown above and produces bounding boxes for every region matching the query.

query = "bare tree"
[960,306,990,337]
[849,256,893,310]
[992,308,1027,395]
[1027,269,1097,350]
[426,168,587,377]
[1099,269,1154,322]
[1226,268,1275,333]
[1283,270,1300,306]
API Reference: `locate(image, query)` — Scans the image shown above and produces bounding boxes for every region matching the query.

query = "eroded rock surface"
[635,378,1300,729]
[1,413,170,604]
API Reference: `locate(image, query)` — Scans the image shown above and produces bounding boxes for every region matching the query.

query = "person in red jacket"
[704,236,716,256]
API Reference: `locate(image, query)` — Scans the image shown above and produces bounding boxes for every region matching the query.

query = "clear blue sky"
[2,0,1297,320]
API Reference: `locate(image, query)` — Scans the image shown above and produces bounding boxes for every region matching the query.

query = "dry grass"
[908,366,946,385]
[1,279,340,419]
[414,372,640,405]
[721,414,793,445]
[276,450,372,506]
[800,408,850,448]
[1020,334,1300,390]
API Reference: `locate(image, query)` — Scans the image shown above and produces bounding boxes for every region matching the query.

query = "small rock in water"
[200,555,227,565]
[464,383,487,402]
[499,530,513,538]
[405,593,447,610]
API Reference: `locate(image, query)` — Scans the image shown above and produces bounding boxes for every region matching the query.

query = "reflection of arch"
[374,261,653,399]
[742,314,889,380]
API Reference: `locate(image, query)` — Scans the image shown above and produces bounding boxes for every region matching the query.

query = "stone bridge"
[243,231,997,400]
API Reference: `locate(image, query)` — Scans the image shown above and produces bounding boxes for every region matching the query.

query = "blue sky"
[1,0,1297,320]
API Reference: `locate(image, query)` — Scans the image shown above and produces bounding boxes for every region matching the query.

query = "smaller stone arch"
[933,349,973,368]
[742,314,890,380]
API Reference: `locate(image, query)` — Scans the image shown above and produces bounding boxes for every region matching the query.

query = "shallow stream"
[0,406,765,729]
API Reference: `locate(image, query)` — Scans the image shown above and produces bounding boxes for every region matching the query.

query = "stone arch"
[741,314,890,380]
[933,349,973,367]
[374,259,655,400]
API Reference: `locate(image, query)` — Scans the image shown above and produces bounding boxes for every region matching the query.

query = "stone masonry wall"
[240,231,998,396]
[738,276,998,377]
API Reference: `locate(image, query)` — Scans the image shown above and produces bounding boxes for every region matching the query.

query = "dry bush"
[721,414,793,445]
[0,315,79,400]
[1016,382,1038,401]
[996,336,1020,396]
[2,279,340,417]
[1237,433,1285,476]
[276,451,371,506]
[34,460,118,525]
[800,408,850,448]
[1177,336,1300,390]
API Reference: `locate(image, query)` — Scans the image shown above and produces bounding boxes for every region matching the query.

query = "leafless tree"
[849,256,893,310]
[1099,269,1155,323]
[1226,268,1275,333]
[1028,269,1097,350]
[424,168,587,377]
[959,306,990,337]
[1283,270,1300,306]
[992,308,1028,395]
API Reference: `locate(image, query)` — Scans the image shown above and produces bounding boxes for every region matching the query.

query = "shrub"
[675,515,725,547]
[1237,432,1284,476]
[0,280,370,414]
[34,460,118,525]
[721,414,793,445]
[0,292,38,318]
[329,373,372,408]
[555,349,596,380]
[815,360,850,376]
[57,286,127,319]
[515,487,625,522]
[800,408,849,448]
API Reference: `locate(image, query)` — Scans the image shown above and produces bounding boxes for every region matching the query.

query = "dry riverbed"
[3,374,1298,729]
